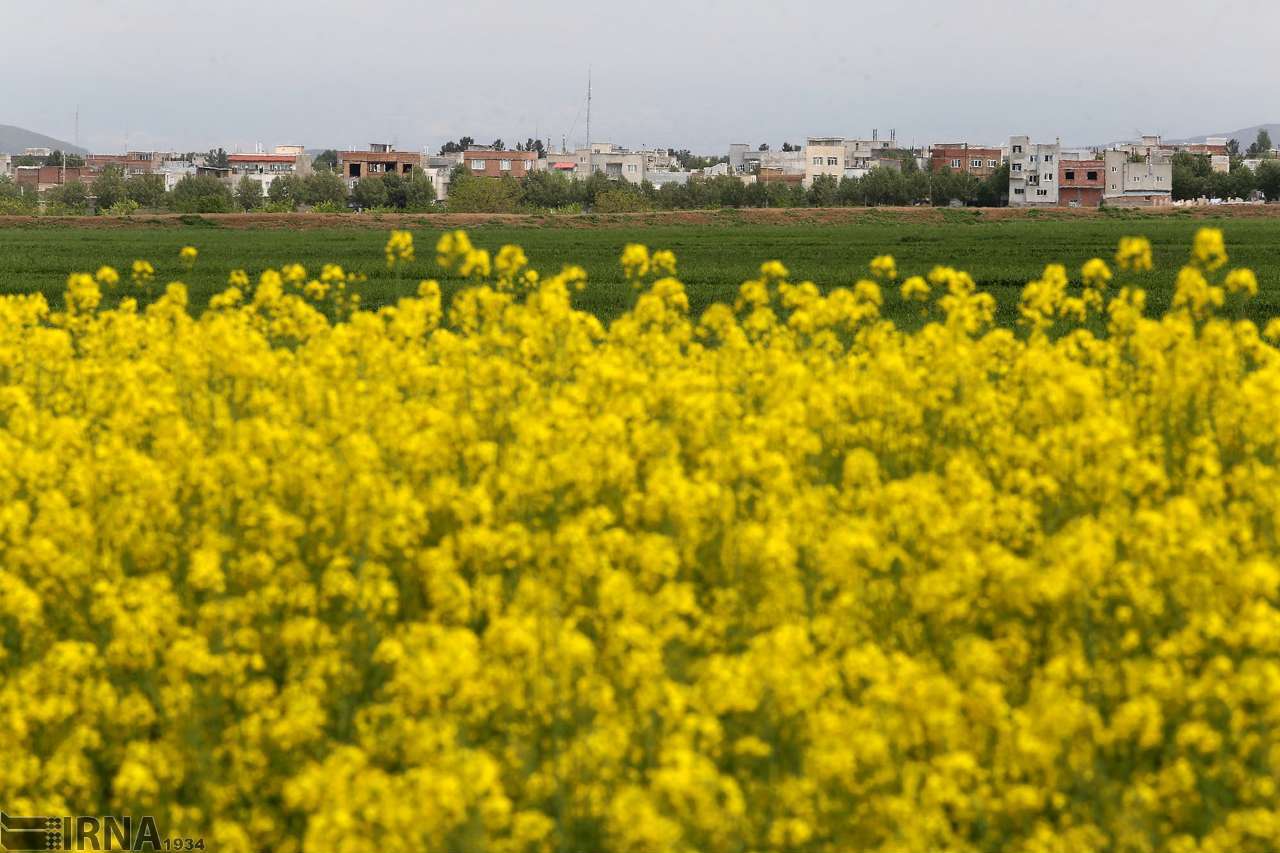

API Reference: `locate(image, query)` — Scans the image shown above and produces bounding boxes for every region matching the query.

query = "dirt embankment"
[1,205,1278,231]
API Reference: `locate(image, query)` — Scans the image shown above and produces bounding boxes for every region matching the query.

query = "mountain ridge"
[0,124,86,155]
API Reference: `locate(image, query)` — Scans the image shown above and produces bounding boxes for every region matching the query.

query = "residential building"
[15,165,92,192]
[1103,149,1172,207]
[227,151,313,195]
[929,143,1002,177]
[84,152,162,176]
[1058,158,1105,207]
[274,145,306,157]
[337,144,422,189]
[729,144,806,178]
[462,148,538,178]
[1008,135,1060,206]
[804,137,845,187]
[0,154,11,177]
[422,153,462,201]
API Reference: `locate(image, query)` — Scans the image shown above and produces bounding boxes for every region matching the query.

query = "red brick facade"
[1058,159,1105,207]
[929,144,1002,177]
[461,150,538,178]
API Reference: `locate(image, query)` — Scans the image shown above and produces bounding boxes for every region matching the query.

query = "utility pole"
[585,67,592,173]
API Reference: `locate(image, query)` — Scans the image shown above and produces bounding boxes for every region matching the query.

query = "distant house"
[227,152,312,195]
[462,148,538,179]
[1102,150,1172,207]
[1008,136,1061,207]
[1059,158,1105,207]
[929,143,1002,178]
[337,144,422,189]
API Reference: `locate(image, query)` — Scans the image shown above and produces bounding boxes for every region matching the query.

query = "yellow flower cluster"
[1115,235,1153,271]
[384,229,415,269]
[3,229,1280,853]
[180,245,199,269]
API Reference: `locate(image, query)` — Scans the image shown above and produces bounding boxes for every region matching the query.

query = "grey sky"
[6,0,1276,155]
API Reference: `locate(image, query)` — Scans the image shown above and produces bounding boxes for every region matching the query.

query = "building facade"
[1102,150,1173,207]
[804,137,845,187]
[337,144,423,189]
[462,149,538,178]
[1008,136,1060,206]
[929,143,1002,177]
[1058,158,1105,207]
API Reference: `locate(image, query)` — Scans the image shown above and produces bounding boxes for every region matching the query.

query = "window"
[1045,155,1053,162]
[470,159,484,170]
[988,159,998,167]
[1133,176,1140,183]
[1013,145,1023,153]
[826,157,839,166]
[951,158,961,168]
[627,164,637,172]
[812,157,822,165]
[1087,171,1098,180]
[1064,170,1075,180]
[1111,166,1118,172]
[1037,189,1048,196]
[1044,173,1053,181]
[1156,175,1164,182]
[971,159,982,168]
[499,159,512,170]
[1031,155,1038,162]
[1012,163,1022,172]
[1014,187,1024,194]
[1111,183,1117,190]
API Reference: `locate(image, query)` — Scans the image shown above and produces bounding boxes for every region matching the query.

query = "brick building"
[337,144,422,189]
[1058,158,1105,207]
[462,149,538,178]
[929,143,1002,177]
[15,165,92,192]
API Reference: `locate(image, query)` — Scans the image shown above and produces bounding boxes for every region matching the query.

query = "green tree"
[0,175,36,213]
[170,174,233,213]
[304,170,348,207]
[1256,160,1280,201]
[594,187,651,212]
[312,150,338,171]
[351,175,389,209]
[235,176,263,210]
[44,150,85,168]
[91,165,128,209]
[126,174,166,208]
[445,174,521,213]
[440,137,475,154]
[521,171,575,209]
[267,174,305,208]
[204,148,230,168]
[977,164,1009,207]
[491,139,505,151]
[1247,129,1273,157]
[807,174,839,206]
[47,180,90,213]
[1171,152,1210,201]
[403,170,438,211]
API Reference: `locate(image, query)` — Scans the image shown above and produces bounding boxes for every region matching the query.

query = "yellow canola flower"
[1115,236,1153,272]
[1191,226,1227,271]
[179,245,198,268]
[1,228,1277,853]
[385,230,414,269]
[621,243,651,280]
[95,265,120,288]
[131,259,155,285]
[869,254,897,281]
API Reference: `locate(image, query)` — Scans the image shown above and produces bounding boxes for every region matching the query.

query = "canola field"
[3,226,1280,852]
[2,213,1280,325]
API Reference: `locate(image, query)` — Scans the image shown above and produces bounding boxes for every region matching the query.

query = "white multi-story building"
[1008,135,1060,206]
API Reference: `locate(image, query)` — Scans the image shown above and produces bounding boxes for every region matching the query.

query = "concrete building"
[929,143,1003,177]
[804,137,846,187]
[84,152,162,176]
[1103,150,1172,207]
[337,144,422,189]
[227,152,313,195]
[729,144,806,178]
[1008,136,1060,206]
[422,153,462,201]
[0,154,11,177]
[1058,158,1105,207]
[541,144,675,184]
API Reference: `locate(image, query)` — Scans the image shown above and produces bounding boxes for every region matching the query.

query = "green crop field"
[1,211,1278,326]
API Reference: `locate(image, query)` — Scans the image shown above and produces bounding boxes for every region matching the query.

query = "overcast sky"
[5,0,1277,155]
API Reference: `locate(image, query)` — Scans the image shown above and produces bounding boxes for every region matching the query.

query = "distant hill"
[0,124,87,155]
[1170,123,1280,148]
